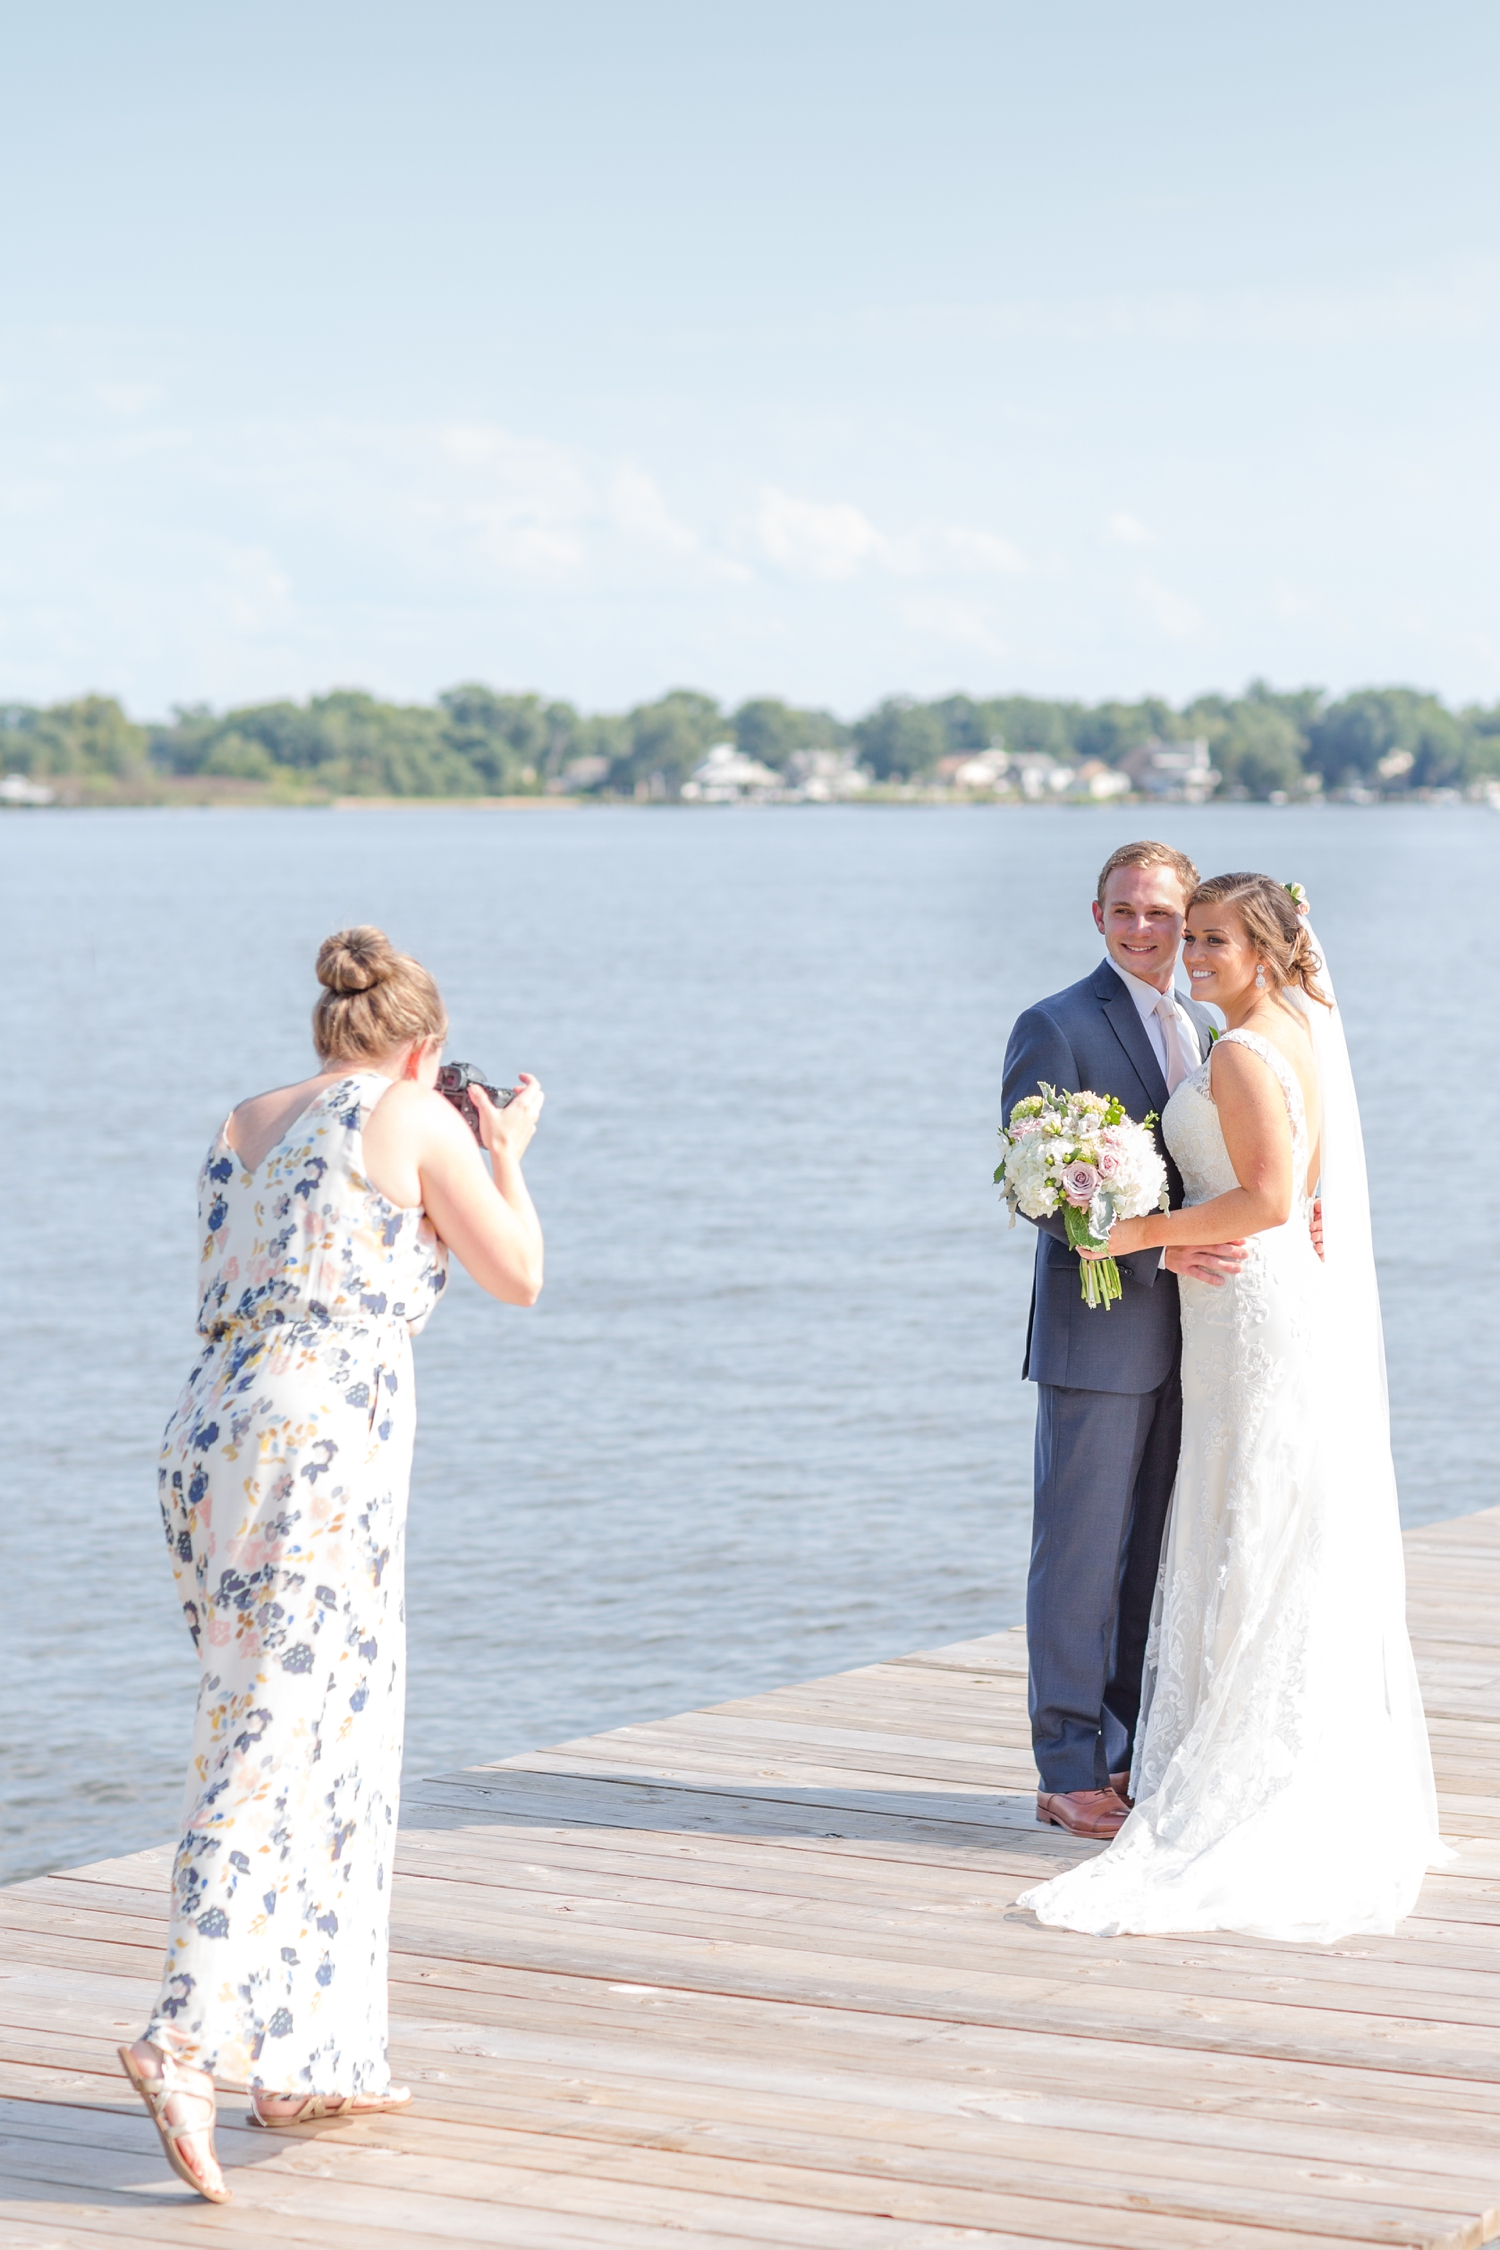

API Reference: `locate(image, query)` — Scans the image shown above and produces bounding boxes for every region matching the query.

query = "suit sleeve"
[1001,1005,1075,1245]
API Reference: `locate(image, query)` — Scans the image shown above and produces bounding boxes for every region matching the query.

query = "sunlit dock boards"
[4,1506,1500,2248]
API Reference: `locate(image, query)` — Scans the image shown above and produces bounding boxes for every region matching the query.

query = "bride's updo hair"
[1189,874,1330,1005]
[312,926,449,1064]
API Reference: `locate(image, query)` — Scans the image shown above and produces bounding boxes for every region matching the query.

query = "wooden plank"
[12,2053,1500,2191]
[6,2092,1488,2248]
[0,2112,1421,2250]
[69,1851,1500,1989]
[5,1510,1500,2247]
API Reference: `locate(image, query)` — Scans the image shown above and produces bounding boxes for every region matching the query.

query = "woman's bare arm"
[1099,1043,1295,1256]
[363,1077,545,1304]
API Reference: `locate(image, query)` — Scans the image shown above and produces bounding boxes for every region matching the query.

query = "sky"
[2,0,1498,719]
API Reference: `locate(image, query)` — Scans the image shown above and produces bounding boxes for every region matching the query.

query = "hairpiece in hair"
[1284,881,1310,915]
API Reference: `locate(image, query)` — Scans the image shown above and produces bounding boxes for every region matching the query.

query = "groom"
[1002,839,1244,1839]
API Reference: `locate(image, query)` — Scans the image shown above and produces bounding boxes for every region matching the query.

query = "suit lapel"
[1093,960,1171,1116]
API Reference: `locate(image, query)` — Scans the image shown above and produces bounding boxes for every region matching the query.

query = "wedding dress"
[1020,939,1447,1942]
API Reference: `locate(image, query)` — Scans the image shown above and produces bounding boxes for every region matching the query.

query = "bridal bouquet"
[996,1086,1169,1310]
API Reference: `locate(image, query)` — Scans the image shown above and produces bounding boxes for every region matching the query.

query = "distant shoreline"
[2,789,1490,815]
[4,682,1496,809]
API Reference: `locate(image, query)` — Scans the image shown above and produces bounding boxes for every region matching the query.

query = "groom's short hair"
[1097,840,1199,906]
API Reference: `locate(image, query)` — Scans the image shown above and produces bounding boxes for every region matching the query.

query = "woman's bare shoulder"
[227,1072,338,1157]
[1263,1012,1320,1121]
[230,1072,329,1122]
[1212,1017,1319,1132]
[1208,1032,1293,1103]
[1244,1004,1317,1088]
[365,1079,473,1151]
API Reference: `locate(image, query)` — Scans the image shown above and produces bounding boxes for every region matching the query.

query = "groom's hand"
[1162,1242,1248,1287]
[1310,1197,1324,1261]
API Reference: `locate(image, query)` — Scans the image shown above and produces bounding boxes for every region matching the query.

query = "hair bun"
[316,926,396,996]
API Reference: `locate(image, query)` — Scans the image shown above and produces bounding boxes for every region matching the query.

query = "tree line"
[3,680,1498,801]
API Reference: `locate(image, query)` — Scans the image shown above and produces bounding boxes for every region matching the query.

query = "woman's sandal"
[117,2043,230,2204]
[247,2085,413,2129]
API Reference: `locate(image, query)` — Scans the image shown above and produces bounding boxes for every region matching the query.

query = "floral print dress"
[142,1072,447,2093]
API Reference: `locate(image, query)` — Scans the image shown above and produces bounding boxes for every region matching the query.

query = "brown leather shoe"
[1036,1788,1129,1838]
[1109,1771,1134,1808]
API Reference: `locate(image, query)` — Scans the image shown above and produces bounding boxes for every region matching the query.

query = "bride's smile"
[1181,910,1263,1019]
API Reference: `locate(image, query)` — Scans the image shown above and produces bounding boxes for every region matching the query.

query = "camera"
[436,1061,517,1141]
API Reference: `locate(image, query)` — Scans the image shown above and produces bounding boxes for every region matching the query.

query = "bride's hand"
[1079,1216,1150,1259]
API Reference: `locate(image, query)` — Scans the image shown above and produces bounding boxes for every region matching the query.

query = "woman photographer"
[118,925,543,2202]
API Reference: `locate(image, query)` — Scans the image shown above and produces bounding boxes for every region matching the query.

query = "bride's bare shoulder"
[1262,1006,1318,1087]
[1209,1024,1302,1094]
[1214,1016,1319,1134]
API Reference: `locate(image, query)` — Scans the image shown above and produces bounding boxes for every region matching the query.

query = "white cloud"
[756,492,1027,587]
[440,424,507,468]
[875,255,1500,351]
[430,422,593,576]
[609,465,697,552]
[758,486,887,579]
[1109,512,1151,546]
[902,596,1005,655]
[468,508,586,573]
[1138,576,1200,637]
[942,526,1027,574]
[93,382,161,416]
[216,545,293,631]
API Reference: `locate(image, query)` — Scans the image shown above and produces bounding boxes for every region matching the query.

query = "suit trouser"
[1028,1371,1182,1795]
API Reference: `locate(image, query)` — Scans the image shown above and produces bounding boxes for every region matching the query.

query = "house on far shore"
[1122,736,1220,805]
[680,743,782,802]
[939,747,1100,799]
[1009,751,1076,799]
[784,748,869,801]
[552,754,612,794]
[938,745,1012,791]
[0,773,55,806]
[1068,759,1131,802]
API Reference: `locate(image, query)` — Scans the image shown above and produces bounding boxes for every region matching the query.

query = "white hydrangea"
[995,1083,1169,1310]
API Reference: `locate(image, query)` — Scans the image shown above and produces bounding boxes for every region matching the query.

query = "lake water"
[2,803,1496,1885]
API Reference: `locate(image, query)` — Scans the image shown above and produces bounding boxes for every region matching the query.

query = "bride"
[1020,872,1446,1943]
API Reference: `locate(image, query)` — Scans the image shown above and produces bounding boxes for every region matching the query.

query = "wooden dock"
[4,1506,1500,2249]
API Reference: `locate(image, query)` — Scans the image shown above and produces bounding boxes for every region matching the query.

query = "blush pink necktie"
[1154,990,1192,1094]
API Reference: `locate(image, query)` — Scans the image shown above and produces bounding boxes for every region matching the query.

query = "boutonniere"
[1208,1026,1222,1044]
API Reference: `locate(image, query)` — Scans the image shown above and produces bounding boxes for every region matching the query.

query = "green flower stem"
[1061,1204,1121,1310]
[1078,1254,1122,1309]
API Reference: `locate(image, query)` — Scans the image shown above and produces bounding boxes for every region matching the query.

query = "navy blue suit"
[1002,959,1215,1794]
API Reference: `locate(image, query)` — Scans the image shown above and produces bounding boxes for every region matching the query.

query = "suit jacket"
[1001,960,1217,1395]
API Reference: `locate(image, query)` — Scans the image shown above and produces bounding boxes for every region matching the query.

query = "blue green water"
[2,803,1495,1883]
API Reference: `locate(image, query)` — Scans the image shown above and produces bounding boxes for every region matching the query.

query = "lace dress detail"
[1019,1030,1445,1942]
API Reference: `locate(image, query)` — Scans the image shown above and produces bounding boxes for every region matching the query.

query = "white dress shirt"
[1105,954,1203,1087]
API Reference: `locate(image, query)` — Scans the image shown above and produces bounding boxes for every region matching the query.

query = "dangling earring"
[1254,963,1266,989]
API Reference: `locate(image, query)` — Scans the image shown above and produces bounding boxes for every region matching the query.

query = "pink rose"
[1063,1160,1100,1207]
[1096,1150,1121,1179]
